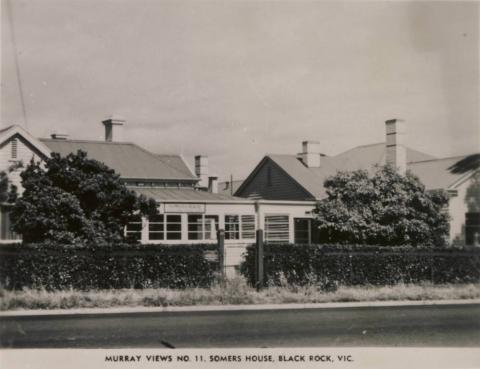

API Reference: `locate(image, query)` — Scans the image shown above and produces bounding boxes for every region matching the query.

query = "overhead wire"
[5,0,29,128]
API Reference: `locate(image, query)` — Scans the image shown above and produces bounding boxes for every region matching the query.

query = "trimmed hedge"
[0,243,220,290]
[240,244,480,288]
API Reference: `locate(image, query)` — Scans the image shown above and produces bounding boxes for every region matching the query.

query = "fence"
[241,231,480,290]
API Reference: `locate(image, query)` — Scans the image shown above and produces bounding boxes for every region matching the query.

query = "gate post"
[255,229,264,291]
[217,229,226,282]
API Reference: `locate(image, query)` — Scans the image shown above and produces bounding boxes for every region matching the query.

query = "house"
[235,119,480,245]
[0,117,317,274]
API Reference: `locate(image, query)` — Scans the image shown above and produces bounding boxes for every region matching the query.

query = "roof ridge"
[409,154,477,164]
[39,138,137,145]
[0,124,17,134]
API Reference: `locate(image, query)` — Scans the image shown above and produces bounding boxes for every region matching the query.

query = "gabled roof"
[0,125,51,159]
[236,143,479,199]
[40,138,197,181]
[133,187,245,202]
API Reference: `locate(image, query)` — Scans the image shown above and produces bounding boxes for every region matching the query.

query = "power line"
[5,0,28,128]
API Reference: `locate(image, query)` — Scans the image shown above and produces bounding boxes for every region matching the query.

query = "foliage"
[0,162,22,204]
[465,171,480,212]
[313,165,450,246]
[240,243,480,288]
[0,243,220,290]
[10,151,157,244]
[2,282,479,311]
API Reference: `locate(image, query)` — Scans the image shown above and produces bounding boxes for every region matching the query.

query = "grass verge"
[1,279,479,311]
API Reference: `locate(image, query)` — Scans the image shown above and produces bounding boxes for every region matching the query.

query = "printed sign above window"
[164,203,206,213]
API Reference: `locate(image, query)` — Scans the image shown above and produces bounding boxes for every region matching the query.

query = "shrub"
[240,243,480,288]
[0,243,219,290]
[314,166,450,246]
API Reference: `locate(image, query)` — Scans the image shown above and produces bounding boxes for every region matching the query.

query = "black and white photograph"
[0,0,479,368]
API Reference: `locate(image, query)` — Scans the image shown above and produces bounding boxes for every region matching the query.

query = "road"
[0,304,479,348]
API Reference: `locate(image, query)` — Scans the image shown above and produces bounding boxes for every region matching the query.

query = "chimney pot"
[195,155,209,188]
[301,140,321,168]
[385,119,407,175]
[208,176,219,194]
[102,115,125,142]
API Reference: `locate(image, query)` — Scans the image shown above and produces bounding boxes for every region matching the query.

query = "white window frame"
[265,214,290,244]
[224,214,256,241]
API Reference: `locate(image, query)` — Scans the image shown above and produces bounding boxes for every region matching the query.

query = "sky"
[1,0,479,181]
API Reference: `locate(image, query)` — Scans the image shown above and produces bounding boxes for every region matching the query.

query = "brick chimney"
[195,155,209,188]
[385,119,407,175]
[102,115,125,142]
[208,176,219,194]
[300,141,321,168]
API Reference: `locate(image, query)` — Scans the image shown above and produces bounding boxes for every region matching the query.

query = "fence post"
[217,229,226,282]
[430,254,434,284]
[255,229,264,291]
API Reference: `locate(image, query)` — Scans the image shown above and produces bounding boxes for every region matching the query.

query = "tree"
[0,162,21,204]
[313,165,450,246]
[11,151,158,244]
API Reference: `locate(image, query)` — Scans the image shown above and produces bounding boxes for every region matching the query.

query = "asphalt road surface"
[1,304,479,348]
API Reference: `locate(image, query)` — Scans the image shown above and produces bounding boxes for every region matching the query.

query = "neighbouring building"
[235,119,480,245]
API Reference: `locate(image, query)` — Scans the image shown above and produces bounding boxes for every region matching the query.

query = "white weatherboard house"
[0,118,315,274]
[235,119,480,246]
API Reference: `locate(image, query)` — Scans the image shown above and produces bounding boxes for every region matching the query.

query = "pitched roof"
[218,179,244,196]
[40,138,197,181]
[0,125,51,158]
[238,143,478,199]
[133,187,245,202]
[409,155,480,190]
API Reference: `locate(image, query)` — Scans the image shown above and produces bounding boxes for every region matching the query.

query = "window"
[225,214,256,240]
[166,215,182,240]
[126,215,142,241]
[148,214,164,240]
[11,139,17,159]
[188,214,219,240]
[225,215,240,240]
[294,218,311,244]
[241,215,256,239]
[147,214,183,241]
[205,215,219,240]
[265,215,289,244]
[188,214,203,240]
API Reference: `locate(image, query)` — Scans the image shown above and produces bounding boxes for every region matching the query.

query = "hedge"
[240,244,480,288]
[0,243,220,290]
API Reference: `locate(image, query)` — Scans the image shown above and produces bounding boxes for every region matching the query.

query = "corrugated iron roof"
[409,155,478,190]
[133,187,245,202]
[218,179,244,196]
[259,144,477,199]
[40,139,197,181]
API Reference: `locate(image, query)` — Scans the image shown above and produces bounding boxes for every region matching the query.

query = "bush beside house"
[241,243,480,288]
[0,243,220,290]
[314,166,450,246]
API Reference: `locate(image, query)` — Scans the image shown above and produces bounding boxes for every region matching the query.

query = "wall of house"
[449,177,473,245]
[236,159,314,200]
[0,134,44,194]
[134,200,316,276]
